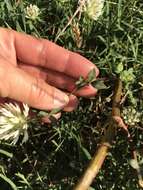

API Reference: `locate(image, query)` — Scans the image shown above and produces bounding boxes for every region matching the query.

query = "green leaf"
[76,76,87,89]
[92,80,108,90]
[38,111,48,117]
[75,69,96,90]
[81,146,91,160]
[49,108,61,115]
[76,76,84,85]
[87,69,96,83]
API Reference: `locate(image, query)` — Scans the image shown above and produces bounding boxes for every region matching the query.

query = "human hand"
[0,28,99,112]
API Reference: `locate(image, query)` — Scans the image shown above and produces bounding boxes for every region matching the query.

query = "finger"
[42,94,78,123]
[63,94,79,112]
[4,28,99,78]
[74,84,97,98]
[0,61,69,110]
[19,64,97,97]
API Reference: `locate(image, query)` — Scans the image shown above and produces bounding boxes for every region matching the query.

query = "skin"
[0,27,99,114]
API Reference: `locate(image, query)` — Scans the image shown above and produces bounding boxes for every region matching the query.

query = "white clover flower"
[79,0,105,20]
[0,103,29,145]
[25,4,40,20]
[122,107,141,126]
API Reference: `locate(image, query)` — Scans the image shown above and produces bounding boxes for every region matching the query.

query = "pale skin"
[0,28,99,117]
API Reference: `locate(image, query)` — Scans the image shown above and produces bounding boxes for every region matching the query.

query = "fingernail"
[53,89,69,108]
[63,94,79,112]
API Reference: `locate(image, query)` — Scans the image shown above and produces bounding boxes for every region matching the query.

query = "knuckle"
[38,39,48,67]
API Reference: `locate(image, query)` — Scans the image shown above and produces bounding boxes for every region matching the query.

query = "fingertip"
[63,94,78,112]
[66,51,99,79]
[75,84,98,98]
[53,89,69,109]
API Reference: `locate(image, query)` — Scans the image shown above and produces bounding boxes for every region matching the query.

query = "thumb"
[0,62,69,110]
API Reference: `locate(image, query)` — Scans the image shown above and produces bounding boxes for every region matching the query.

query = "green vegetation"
[0,0,143,189]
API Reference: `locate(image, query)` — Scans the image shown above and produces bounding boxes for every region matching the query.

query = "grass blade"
[0,173,18,190]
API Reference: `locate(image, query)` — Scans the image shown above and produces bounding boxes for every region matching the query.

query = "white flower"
[0,103,29,145]
[25,4,40,20]
[122,107,141,126]
[79,0,105,20]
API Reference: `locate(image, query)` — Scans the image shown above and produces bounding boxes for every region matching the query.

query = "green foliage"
[76,69,96,89]
[0,0,143,190]
[76,69,107,90]
[120,68,135,84]
[115,62,123,74]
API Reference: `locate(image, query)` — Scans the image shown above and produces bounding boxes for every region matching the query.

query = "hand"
[0,28,99,112]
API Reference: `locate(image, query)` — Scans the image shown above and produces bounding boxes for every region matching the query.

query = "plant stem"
[55,1,86,42]
[73,78,122,190]
[112,79,129,136]
[73,145,109,190]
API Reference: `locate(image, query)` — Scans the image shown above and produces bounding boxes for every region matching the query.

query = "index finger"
[12,29,99,79]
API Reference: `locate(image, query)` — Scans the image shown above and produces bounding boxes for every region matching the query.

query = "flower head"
[122,107,141,126]
[0,103,29,145]
[25,4,40,20]
[120,68,135,84]
[79,0,105,20]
